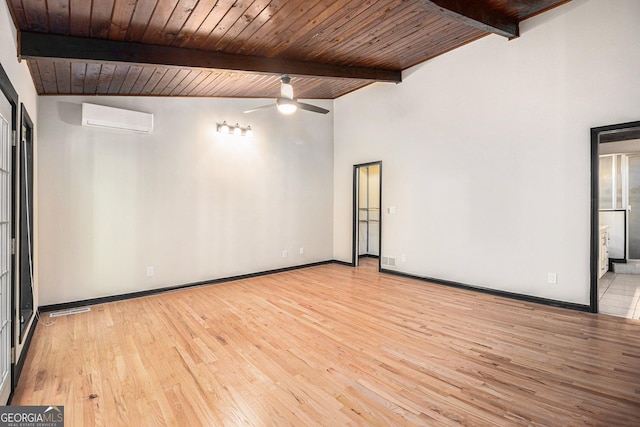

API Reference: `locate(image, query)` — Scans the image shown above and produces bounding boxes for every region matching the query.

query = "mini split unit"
[81,103,154,134]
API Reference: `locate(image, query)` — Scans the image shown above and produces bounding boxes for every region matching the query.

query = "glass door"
[0,105,11,405]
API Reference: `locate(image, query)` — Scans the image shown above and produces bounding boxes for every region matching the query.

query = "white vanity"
[599,225,609,278]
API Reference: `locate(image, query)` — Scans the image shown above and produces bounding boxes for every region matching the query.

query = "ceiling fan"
[244,75,330,115]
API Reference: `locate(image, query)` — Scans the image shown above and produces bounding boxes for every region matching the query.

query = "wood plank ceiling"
[6,0,571,99]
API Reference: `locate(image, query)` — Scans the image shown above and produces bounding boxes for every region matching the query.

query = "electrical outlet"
[282,250,288,258]
[299,247,304,255]
[146,266,154,277]
[547,272,557,284]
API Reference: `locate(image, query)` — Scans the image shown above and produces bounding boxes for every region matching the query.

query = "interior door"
[0,93,12,405]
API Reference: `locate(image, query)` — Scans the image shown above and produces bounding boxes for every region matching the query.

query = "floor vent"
[49,307,91,318]
[381,256,396,268]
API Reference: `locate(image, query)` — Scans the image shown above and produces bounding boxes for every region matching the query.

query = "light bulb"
[233,123,242,135]
[245,125,253,137]
[220,121,229,134]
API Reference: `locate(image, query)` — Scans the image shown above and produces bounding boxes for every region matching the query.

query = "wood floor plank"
[11,258,640,426]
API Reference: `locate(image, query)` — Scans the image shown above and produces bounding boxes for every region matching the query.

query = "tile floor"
[598,271,640,319]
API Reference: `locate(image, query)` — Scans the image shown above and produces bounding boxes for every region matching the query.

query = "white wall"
[38,96,333,305]
[333,0,640,305]
[1,0,39,365]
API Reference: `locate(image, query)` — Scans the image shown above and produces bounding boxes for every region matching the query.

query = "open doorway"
[352,162,382,268]
[591,120,640,319]
[17,104,34,343]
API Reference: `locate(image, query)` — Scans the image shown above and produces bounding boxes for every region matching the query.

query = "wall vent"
[381,256,396,268]
[49,307,91,318]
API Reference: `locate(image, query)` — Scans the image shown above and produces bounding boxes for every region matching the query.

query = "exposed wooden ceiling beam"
[18,32,402,83]
[419,0,519,39]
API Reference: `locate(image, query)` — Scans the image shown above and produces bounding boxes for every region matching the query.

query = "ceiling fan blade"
[244,104,275,113]
[296,101,330,114]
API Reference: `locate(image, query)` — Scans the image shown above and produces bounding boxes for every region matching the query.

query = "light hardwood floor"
[12,258,640,426]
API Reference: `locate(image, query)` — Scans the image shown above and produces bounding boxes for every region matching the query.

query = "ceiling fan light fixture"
[277,97,297,115]
[244,75,328,115]
[277,103,297,115]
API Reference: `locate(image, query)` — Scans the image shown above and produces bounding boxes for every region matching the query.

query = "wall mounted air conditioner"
[81,103,154,134]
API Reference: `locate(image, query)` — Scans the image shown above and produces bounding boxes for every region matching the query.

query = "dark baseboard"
[609,258,626,271]
[40,260,344,313]
[9,309,39,404]
[380,268,591,313]
[359,254,379,259]
[38,260,592,315]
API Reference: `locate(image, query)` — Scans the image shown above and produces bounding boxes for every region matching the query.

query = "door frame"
[590,120,640,313]
[352,161,382,270]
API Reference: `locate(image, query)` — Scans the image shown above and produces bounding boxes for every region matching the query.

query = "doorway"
[591,120,640,317]
[352,162,382,268]
[18,105,34,343]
